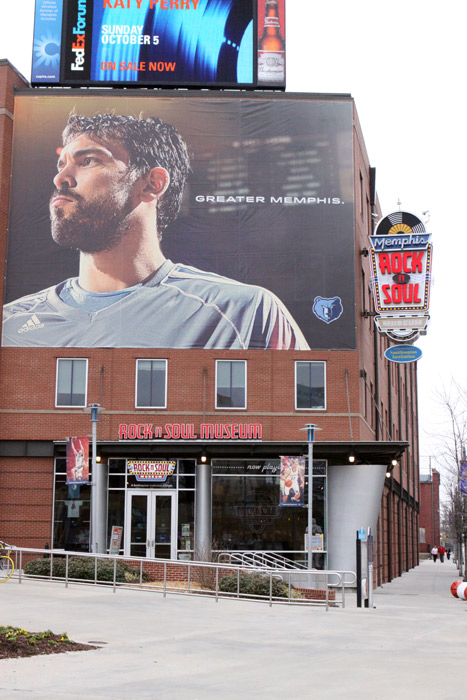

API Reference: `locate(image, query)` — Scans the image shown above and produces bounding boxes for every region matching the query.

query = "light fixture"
[386,470,391,478]
[200,452,207,463]
[348,453,356,463]
[391,459,398,467]
[96,455,102,463]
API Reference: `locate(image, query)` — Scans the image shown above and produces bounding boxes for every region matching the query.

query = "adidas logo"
[18,314,45,334]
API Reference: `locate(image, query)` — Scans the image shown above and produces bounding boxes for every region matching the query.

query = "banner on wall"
[31,0,285,89]
[66,436,90,485]
[3,92,355,350]
[279,456,305,506]
[460,461,467,496]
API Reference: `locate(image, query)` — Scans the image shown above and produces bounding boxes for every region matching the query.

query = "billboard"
[32,0,285,89]
[257,0,285,87]
[3,92,355,350]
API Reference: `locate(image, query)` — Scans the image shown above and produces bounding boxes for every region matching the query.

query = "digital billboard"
[31,0,285,89]
[3,92,355,350]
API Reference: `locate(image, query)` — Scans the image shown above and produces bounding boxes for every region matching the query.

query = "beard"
[50,183,134,254]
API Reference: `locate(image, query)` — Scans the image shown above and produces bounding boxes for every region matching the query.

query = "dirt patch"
[0,626,98,660]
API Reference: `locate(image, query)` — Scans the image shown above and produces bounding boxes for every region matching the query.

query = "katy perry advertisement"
[66,436,90,485]
[32,0,256,88]
[3,91,355,350]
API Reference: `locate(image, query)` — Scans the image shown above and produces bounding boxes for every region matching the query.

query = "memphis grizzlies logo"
[313,296,343,324]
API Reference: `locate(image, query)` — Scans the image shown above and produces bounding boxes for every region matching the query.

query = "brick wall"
[419,471,440,552]
[0,457,53,548]
[0,346,367,443]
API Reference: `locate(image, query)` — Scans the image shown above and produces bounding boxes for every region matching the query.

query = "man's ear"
[139,167,170,202]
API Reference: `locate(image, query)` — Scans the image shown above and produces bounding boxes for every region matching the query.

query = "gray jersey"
[2,260,309,350]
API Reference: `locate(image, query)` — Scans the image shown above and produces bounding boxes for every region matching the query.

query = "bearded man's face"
[49,134,137,253]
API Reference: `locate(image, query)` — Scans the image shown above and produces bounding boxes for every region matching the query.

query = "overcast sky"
[0,0,463,483]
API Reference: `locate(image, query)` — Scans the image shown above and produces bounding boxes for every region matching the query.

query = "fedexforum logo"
[71,0,87,71]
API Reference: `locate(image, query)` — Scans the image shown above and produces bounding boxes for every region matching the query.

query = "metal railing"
[218,550,308,571]
[5,547,356,610]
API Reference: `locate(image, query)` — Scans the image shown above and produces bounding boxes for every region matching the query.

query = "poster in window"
[66,436,90,485]
[109,526,123,555]
[279,456,305,507]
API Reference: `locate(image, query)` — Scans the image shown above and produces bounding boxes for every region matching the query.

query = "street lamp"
[84,403,105,553]
[300,424,321,570]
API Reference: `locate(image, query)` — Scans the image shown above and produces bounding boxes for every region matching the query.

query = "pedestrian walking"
[447,548,451,560]
[438,545,445,562]
[431,546,438,562]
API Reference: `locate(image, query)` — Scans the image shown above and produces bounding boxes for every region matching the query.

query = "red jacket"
[438,546,446,555]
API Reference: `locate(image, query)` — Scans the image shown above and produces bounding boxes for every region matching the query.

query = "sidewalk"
[1,558,465,700]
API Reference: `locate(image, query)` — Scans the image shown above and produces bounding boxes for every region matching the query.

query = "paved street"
[1,558,465,699]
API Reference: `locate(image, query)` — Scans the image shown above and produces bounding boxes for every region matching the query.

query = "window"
[216,360,246,409]
[136,360,167,408]
[295,361,325,410]
[211,459,327,567]
[52,458,91,551]
[56,358,88,407]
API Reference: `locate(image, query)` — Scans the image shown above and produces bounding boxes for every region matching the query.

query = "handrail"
[218,550,308,571]
[6,546,356,609]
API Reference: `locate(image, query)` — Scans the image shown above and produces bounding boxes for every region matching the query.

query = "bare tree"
[433,383,467,577]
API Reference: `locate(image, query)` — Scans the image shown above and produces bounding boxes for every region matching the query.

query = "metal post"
[89,403,107,554]
[91,409,97,553]
[90,403,99,554]
[300,424,321,571]
[368,527,374,608]
[308,429,314,570]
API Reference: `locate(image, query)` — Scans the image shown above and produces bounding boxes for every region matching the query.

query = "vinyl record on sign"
[375,211,426,236]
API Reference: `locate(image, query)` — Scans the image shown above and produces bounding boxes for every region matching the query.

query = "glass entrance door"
[125,491,177,559]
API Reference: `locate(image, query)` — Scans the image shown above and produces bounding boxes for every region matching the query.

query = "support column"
[89,403,107,553]
[328,463,387,574]
[96,460,108,553]
[195,463,212,561]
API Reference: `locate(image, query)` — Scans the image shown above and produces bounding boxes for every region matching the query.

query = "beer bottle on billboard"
[258,0,285,84]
